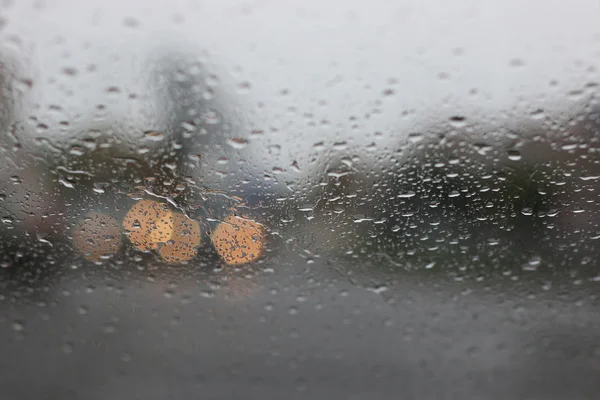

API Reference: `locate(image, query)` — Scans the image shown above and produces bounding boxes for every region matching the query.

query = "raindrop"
[69,146,84,156]
[473,143,492,155]
[228,138,248,149]
[92,182,106,194]
[36,123,48,133]
[62,67,78,76]
[397,191,416,198]
[507,150,521,161]
[58,177,75,189]
[313,141,325,151]
[333,141,348,151]
[523,255,542,271]
[202,110,220,124]
[561,143,577,151]
[530,109,545,119]
[237,81,251,93]
[367,285,388,294]
[448,116,467,128]
[144,131,165,142]
[268,144,281,156]
[408,132,423,143]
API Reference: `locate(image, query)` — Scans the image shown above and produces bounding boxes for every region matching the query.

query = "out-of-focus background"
[0,0,600,399]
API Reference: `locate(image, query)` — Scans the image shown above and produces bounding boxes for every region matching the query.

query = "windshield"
[1,1,599,399]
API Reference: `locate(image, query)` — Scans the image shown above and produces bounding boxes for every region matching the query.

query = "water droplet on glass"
[473,143,492,155]
[530,109,545,120]
[507,150,521,161]
[313,141,325,151]
[144,131,165,142]
[523,255,542,271]
[408,132,423,143]
[58,177,75,188]
[237,81,251,93]
[67,144,84,156]
[298,205,314,212]
[333,141,348,151]
[92,182,106,194]
[62,67,78,76]
[449,116,466,128]
[397,191,416,198]
[228,138,248,149]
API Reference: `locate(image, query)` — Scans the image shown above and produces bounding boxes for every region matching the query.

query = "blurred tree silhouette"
[0,45,281,293]
[292,100,600,287]
[1,39,599,297]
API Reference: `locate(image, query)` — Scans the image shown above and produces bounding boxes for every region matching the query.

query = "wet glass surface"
[0,0,600,399]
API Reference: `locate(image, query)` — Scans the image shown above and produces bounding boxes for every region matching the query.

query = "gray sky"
[3,0,600,182]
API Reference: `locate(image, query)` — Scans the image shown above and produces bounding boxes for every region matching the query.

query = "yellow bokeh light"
[73,212,121,261]
[123,199,172,251]
[211,215,265,265]
[123,199,201,263]
[158,212,202,264]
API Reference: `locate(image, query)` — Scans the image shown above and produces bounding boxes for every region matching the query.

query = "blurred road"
[0,248,599,400]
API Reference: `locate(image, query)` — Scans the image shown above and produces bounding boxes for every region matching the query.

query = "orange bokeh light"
[123,199,201,263]
[123,199,172,251]
[211,215,265,265]
[158,211,202,263]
